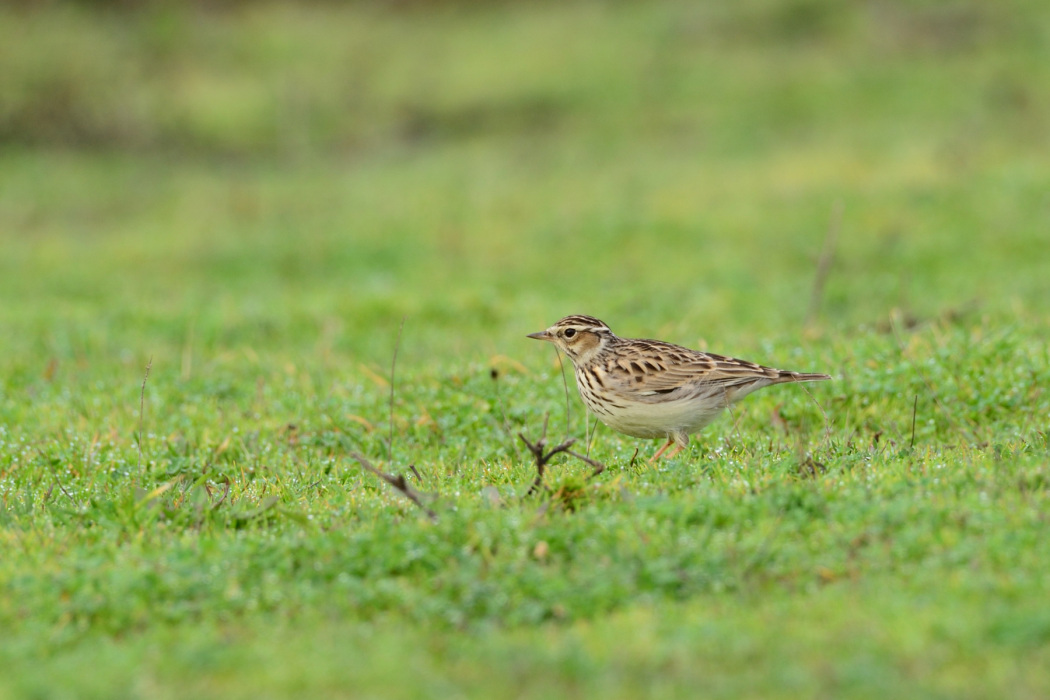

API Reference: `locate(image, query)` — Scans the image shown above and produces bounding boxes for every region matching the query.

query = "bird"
[528,315,831,459]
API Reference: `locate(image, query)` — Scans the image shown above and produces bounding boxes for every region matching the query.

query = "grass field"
[2,1,1050,698]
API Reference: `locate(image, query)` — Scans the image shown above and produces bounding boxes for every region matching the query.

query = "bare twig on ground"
[351,452,438,522]
[210,476,232,510]
[563,448,605,478]
[408,464,425,483]
[520,415,607,495]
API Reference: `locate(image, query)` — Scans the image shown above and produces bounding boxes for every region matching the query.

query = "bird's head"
[527,315,613,364]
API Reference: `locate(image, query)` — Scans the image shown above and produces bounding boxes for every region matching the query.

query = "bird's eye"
[564,328,577,338]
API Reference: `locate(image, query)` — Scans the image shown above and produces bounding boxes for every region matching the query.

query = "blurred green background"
[3,0,1047,371]
[3,1,1050,698]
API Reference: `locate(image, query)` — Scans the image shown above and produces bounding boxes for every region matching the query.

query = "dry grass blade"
[388,317,406,464]
[910,395,918,450]
[137,356,153,472]
[489,367,514,439]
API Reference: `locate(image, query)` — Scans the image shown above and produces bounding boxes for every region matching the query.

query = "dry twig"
[564,447,606,479]
[519,415,606,495]
[210,476,232,510]
[351,452,438,522]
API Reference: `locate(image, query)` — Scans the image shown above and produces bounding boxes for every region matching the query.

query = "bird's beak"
[527,330,552,341]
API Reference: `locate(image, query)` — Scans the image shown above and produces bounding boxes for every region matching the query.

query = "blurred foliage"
[2,0,1047,155]
[1,0,1048,367]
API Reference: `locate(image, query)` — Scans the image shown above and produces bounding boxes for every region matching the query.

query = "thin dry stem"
[910,395,918,450]
[555,350,572,441]
[137,356,153,472]
[490,367,514,439]
[585,414,599,459]
[388,317,406,464]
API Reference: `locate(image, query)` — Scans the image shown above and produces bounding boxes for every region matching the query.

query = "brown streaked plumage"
[528,315,831,459]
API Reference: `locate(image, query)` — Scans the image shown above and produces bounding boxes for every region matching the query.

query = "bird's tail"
[774,371,832,383]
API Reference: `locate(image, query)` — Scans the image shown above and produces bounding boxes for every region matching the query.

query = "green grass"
[2,0,1050,698]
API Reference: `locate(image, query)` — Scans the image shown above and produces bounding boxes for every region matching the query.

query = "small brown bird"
[528,315,831,459]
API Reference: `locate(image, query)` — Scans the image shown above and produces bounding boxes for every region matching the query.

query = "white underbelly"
[584,393,729,439]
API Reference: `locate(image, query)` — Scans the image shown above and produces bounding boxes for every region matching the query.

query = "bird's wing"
[602,343,780,395]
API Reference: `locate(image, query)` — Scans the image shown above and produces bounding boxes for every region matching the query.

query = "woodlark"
[528,315,831,459]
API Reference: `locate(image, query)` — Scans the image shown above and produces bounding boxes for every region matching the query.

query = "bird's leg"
[649,438,675,462]
[650,432,688,462]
